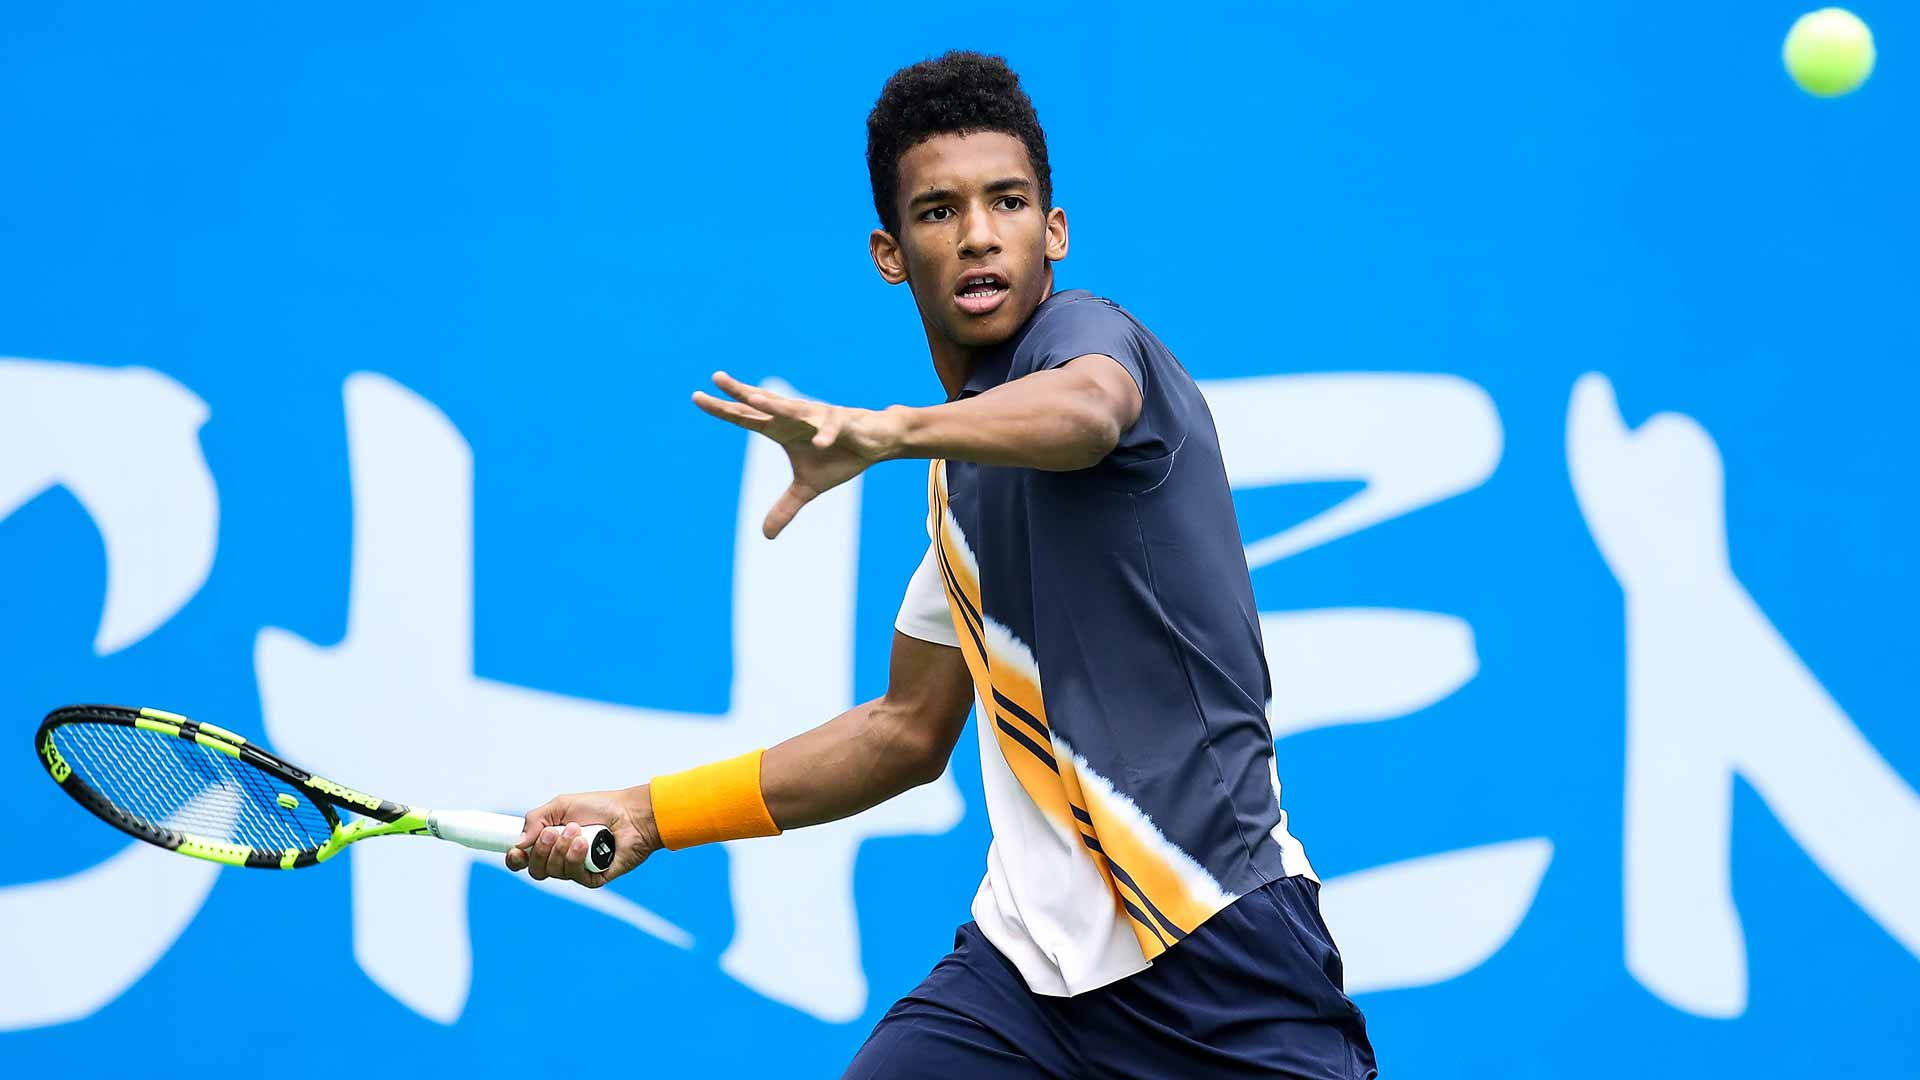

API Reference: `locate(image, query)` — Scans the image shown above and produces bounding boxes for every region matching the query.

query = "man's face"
[870,131,1069,349]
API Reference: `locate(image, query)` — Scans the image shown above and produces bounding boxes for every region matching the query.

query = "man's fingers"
[692,390,774,431]
[550,828,576,882]
[711,370,758,401]
[504,793,638,885]
[564,830,596,884]
[714,371,814,425]
[525,823,560,880]
[541,824,579,882]
[517,800,561,850]
[509,799,564,871]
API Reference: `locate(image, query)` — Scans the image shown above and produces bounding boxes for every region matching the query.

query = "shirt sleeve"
[1016,295,1149,401]
[1016,295,1174,468]
[894,542,961,647]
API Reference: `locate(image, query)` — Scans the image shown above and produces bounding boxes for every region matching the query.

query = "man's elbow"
[877,704,958,788]
[1082,407,1123,464]
[1052,363,1134,470]
[901,741,950,788]
[1044,400,1121,471]
[899,720,957,787]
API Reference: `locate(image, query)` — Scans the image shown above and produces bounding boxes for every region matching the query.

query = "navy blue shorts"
[844,876,1376,1079]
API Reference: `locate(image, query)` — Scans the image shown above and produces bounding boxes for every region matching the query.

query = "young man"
[507,51,1376,1079]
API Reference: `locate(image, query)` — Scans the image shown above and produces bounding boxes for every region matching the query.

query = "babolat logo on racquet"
[32,704,615,874]
[39,731,71,782]
[304,775,386,813]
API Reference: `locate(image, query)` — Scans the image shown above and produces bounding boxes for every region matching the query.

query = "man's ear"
[870,228,909,284]
[1044,206,1069,263]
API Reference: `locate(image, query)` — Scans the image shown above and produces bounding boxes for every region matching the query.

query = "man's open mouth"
[955,272,1010,315]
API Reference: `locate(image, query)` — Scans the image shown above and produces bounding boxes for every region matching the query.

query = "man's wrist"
[875,403,929,461]
[624,783,664,854]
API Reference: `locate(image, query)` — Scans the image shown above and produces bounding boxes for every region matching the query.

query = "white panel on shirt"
[970,713,1153,995]
[894,527,1154,996]
[893,542,961,648]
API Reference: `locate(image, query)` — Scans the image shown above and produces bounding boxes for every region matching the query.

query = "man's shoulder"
[1014,289,1148,368]
[1032,288,1133,329]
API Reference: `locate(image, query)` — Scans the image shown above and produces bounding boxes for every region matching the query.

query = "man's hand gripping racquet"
[34,704,619,875]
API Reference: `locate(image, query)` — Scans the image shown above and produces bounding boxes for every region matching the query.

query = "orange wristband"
[649,748,781,850]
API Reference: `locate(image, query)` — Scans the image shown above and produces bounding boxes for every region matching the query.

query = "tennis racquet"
[35,704,615,873]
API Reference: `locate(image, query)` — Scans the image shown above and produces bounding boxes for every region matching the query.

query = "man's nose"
[958,204,1001,259]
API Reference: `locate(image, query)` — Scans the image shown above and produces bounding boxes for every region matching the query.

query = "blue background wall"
[2,3,1915,1075]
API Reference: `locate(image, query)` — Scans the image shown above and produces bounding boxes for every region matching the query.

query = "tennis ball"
[1783,8,1876,97]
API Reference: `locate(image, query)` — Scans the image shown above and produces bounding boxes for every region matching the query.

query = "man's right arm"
[508,629,972,885]
[760,631,973,829]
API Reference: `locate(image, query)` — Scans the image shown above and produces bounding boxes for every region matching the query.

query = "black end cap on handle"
[586,826,616,874]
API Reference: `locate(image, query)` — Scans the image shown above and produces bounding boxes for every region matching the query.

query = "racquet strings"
[51,722,334,852]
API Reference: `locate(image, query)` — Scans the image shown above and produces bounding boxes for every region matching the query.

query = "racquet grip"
[428,810,616,874]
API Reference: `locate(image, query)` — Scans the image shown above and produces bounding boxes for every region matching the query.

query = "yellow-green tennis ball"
[1783,8,1876,97]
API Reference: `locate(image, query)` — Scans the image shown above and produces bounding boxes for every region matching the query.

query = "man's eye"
[921,207,954,222]
[996,196,1027,211]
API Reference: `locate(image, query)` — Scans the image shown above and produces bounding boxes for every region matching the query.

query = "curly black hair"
[866,51,1052,236]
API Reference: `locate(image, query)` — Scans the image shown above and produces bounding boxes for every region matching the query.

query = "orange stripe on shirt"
[1073,767,1229,938]
[932,457,1206,956]
[933,461,1077,834]
[982,645,1049,734]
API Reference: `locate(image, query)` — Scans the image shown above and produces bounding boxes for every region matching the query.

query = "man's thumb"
[516,800,562,848]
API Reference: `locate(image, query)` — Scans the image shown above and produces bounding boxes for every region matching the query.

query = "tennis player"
[508,51,1376,1079]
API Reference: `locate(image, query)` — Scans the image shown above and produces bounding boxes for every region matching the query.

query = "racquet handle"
[428,810,616,874]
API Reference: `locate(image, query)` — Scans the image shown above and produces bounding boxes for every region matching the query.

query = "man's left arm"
[703,355,1141,471]
[693,356,1141,538]
[884,354,1142,471]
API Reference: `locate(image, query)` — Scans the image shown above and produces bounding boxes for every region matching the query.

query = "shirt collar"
[955,288,1092,399]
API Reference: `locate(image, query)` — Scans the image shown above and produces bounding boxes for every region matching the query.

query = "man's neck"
[925,277,1054,399]
[927,336,980,400]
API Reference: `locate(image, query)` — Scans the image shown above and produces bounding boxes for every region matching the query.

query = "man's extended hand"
[693,371,904,538]
[505,785,662,889]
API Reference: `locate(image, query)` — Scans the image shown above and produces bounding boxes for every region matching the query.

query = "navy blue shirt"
[898,289,1314,994]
